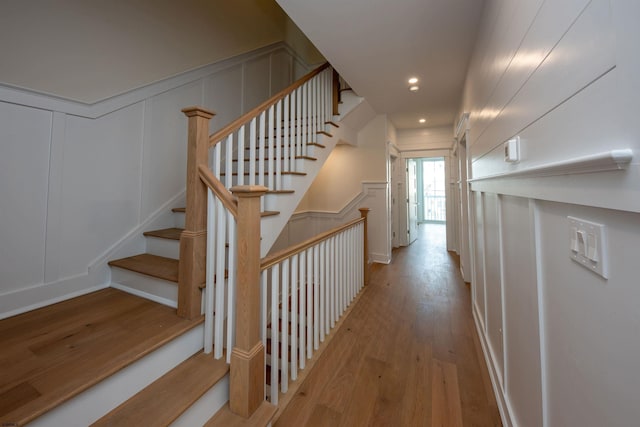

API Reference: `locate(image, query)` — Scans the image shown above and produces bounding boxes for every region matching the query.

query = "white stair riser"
[170,374,230,427]
[111,268,178,308]
[145,236,180,259]
[174,212,185,229]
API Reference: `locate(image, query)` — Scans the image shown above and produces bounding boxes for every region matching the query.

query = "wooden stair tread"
[324,121,339,128]
[204,401,277,427]
[142,227,183,240]
[172,207,185,213]
[317,130,332,137]
[308,142,325,148]
[261,211,279,218]
[108,254,178,283]
[0,288,203,426]
[92,352,229,426]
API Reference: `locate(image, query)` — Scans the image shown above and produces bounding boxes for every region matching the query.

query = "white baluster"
[281,258,289,393]
[302,83,307,156]
[283,95,291,173]
[306,248,312,359]
[268,105,274,191]
[313,244,319,350]
[226,214,236,364]
[225,134,233,188]
[297,87,302,158]
[214,198,226,359]
[330,235,336,328]
[261,270,267,344]
[259,111,266,188]
[299,250,306,370]
[270,264,279,404]
[276,100,282,190]
[237,126,245,186]
[204,189,216,354]
[249,118,256,186]
[319,240,325,342]
[291,253,298,379]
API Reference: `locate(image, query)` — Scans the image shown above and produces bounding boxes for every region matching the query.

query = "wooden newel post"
[178,106,215,319]
[359,208,371,285]
[229,185,268,418]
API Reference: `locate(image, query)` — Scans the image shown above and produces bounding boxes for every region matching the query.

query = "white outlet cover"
[568,216,608,279]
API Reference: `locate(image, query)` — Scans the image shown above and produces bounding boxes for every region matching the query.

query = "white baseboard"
[0,274,109,320]
[473,304,513,427]
[370,253,391,264]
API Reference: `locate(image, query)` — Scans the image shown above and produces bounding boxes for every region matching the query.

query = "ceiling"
[276,0,485,130]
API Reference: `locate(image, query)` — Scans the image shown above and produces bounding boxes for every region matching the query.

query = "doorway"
[417,157,446,224]
[404,156,447,247]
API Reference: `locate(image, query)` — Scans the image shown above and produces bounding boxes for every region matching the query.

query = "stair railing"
[181,63,339,418]
[259,208,370,405]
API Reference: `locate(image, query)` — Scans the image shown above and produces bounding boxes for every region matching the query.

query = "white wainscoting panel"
[0,103,52,293]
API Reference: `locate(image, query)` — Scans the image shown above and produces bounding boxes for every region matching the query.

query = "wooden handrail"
[260,216,364,271]
[209,62,331,147]
[197,164,238,218]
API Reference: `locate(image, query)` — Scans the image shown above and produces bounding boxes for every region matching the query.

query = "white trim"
[110,282,178,309]
[531,199,549,426]
[370,252,391,264]
[473,305,513,427]
[469,149,633,182]
[0,42,297,119]
[455,112,470,140]
[0,282,109,321]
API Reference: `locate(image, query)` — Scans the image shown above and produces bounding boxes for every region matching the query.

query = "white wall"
[0,43,307,319]
[461,0,640,425]
[0,0,323,103]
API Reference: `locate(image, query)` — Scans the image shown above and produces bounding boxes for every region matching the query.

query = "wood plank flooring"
[0,288,203,425]
[275,223,502,426]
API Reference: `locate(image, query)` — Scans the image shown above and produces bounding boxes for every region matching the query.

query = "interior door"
[407,159,418,244]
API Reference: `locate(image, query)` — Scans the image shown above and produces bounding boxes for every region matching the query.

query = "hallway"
[276,224,502,426]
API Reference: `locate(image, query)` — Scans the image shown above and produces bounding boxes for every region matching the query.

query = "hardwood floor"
[0,288,202,425]
[275,223,502,426]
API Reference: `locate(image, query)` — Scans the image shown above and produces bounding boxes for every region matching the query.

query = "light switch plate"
[504,136,520,162]
[568,216,608,279]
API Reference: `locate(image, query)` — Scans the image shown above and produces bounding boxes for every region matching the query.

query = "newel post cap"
[182,106,216,119]
[230,185,269,198]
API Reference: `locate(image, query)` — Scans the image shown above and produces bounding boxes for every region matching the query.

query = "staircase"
[0,63,369,426]
[102,64,353,424]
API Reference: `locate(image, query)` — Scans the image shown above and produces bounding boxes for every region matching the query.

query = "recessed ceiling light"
[409,85,419,92]
[419,118,426,123]
[408,77,419,84]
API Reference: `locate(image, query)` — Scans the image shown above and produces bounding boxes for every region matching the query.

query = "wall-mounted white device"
[568,216,608,279]
[504,136,520,162]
